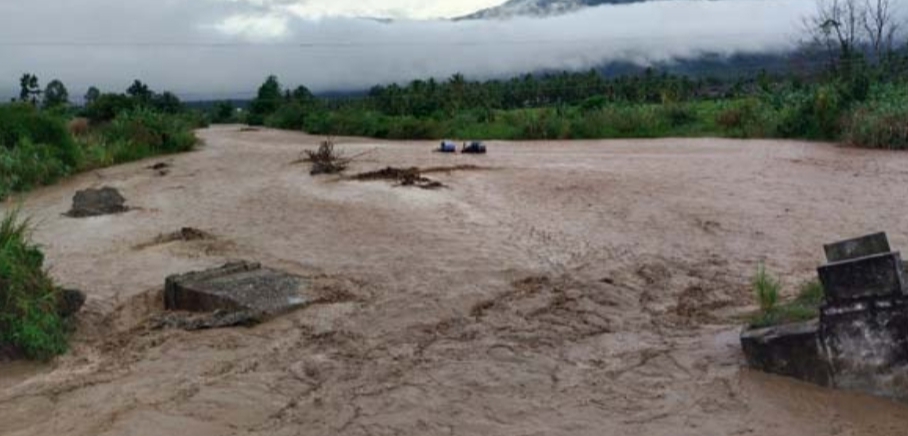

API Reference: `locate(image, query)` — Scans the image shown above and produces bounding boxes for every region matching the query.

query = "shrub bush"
[82,93,137,124]
[0,138,72,199]
[103,108,197,154]
[386,116,443,139]
[843,93,908,149]
[843,106,908,149]
[265,101,308,130]
[0,104,80,167]
[0,105,80,199]
[517,109,568,139]
[775,85,848,140]
[181,110,210,129]
[68,117,91,138]
[0,210,68,360]
[600,106,665,137]
[579,95,607,113]
[716,98,777,138]
[661,103,697,128]
[1,102,198,200]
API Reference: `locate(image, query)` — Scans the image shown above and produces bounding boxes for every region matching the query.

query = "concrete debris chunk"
[824,232,891,263]
[818,252,906,302]
[164,261,311,327]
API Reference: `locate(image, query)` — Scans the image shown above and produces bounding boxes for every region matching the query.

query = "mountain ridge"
[455,0,651,20]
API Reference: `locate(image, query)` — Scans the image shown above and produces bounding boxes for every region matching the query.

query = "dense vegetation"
[0,210,68,360]
[231,56,908,148]
[1,78,202,201]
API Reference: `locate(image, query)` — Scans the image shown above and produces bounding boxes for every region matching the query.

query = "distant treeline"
[225,47,907,149]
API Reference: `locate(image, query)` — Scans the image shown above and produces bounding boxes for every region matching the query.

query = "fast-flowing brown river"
[2,126,908,435]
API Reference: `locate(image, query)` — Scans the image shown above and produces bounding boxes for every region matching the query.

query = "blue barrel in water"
[439,141,457,153]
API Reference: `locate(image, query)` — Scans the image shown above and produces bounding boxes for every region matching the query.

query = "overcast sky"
[0,0,860,100]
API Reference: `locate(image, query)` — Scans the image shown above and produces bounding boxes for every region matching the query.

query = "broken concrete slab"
[151,310,263,331]
[821,296,908,401]
[740,320,832,387]
[164,261,310,319]
[818,252,906,302]
[65,187,128,217]
[824,232,891,263]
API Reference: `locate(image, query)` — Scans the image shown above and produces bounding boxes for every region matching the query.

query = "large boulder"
[66,187,128,217]
[57,288,86,318]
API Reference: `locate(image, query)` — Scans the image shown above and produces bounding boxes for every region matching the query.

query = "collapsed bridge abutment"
[742,232,908,401]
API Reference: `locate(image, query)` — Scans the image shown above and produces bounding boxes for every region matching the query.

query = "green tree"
[82,93,136,123]
[248,75,283,125]
[291,85,315,104]
[84,86,101,105]
[152,91,183,114]
[18,74,41,105]
[42,79,70,109]
[126,80,153,103]
[212,101,236,123]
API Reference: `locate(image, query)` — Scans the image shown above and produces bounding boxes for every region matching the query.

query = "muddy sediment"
[3,127,908,435]
[354,166,443,189]
[353,164,487,189]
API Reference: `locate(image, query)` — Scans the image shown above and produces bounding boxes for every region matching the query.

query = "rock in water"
[162,261,311,329]
[66,187,128,217]
[57,289,86,317]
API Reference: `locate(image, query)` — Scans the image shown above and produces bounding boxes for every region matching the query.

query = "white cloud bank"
[0,0,860,99]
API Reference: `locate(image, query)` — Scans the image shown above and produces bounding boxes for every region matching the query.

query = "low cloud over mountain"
[457,0,650,20]
[0,0,820,100]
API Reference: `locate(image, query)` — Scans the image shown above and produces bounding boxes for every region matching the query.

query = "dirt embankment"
[2,126,908,436]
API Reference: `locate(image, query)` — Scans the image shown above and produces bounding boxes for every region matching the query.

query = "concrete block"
[740,320,832,387]
[818,252,905,303]
[824,232,890,263]
[820,297,908,401]
[164,261,311,318]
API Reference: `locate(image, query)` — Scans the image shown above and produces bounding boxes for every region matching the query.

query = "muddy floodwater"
[2,126,908,435]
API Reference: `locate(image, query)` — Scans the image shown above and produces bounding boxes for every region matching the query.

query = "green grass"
[0,137,73,201]
[753,263,780,313]
[749,278,825,329]
[303,101,739,141]
[0,210,67,360]
[0,105,198,201]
